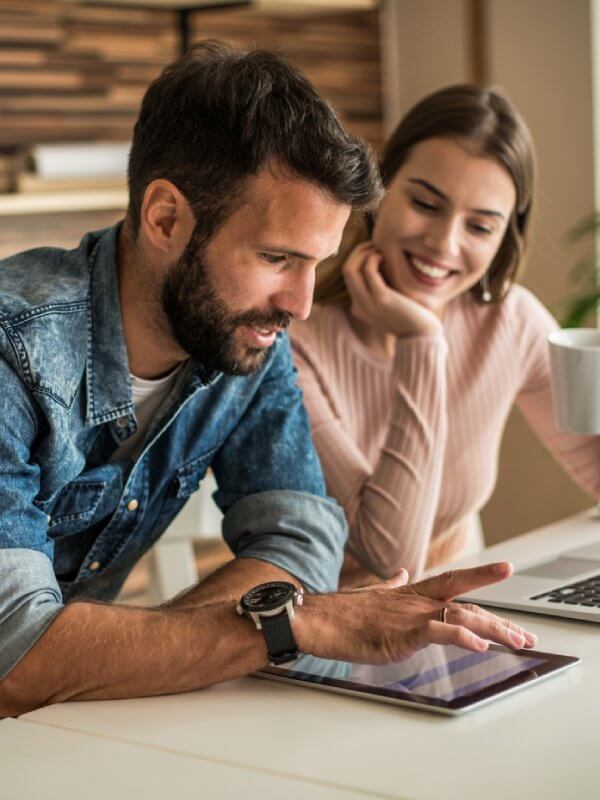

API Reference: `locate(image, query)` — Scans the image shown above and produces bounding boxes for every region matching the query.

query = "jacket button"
[127,498,139,511]
[89,561,101,571]
[116,416,129,429]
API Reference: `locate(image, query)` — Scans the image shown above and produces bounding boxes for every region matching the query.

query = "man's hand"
[294,562,537,664]
[342,241,444,339]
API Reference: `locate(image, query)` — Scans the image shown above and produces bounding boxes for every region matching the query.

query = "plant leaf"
[567,213,600,244]
[561,292,600,328]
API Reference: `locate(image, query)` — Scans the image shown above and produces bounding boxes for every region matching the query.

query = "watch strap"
[260,608,299,665]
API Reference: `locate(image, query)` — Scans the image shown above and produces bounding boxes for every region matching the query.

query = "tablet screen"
[260,644,578,713]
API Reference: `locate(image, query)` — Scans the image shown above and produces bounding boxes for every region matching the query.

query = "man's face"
[162,166,350,375]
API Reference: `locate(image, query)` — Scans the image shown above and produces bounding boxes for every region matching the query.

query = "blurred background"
[0,0,597,550]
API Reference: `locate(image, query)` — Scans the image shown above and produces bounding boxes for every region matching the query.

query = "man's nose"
[272,267,316,322]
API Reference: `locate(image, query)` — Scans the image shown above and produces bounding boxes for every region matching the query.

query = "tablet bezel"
[256,645,580,716]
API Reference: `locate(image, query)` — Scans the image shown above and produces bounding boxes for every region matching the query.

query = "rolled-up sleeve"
[213,334,348,593]
[0,353,64,679]
[222,490,347,593]
[0,549,62,679]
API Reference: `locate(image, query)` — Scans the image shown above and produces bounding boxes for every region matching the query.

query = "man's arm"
[0,597,268,717]
[1,553,299,717]
[167,557,300,607]
[209,336,348,596]
[1,561,538,717]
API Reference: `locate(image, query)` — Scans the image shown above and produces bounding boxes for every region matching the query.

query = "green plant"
[562,213,600,328]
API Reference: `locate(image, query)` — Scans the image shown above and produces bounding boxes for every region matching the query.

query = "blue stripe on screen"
[385,649,501,692]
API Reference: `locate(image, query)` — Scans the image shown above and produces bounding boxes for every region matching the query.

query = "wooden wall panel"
[0,0,177,147]
[0,209,123,259]
[190,6,382,150]
[0,2,381,152]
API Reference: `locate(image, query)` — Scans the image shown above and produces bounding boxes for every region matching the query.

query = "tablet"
[256,644,579,716]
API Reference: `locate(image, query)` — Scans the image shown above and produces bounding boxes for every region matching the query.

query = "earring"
[481,272,492,302]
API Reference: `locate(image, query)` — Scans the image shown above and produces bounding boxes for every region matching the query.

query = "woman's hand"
[342,241,443,338]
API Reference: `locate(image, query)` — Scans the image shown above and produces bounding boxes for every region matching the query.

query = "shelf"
[0,189,128,217]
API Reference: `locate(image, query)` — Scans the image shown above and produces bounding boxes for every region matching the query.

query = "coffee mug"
[548,328,600,434]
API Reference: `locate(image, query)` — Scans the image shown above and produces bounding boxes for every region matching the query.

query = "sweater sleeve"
[514,288,600,498]
[292,332,449,579]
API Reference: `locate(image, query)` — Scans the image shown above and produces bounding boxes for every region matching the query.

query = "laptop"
[458,511,600,622]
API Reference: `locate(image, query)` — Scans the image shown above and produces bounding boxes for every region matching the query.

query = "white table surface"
[9,511,600,799]
[0,717,380,800]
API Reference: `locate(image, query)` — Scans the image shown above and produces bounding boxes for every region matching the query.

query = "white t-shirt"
[111,365,182,462]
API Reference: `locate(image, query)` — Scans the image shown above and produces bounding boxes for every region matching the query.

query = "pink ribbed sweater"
[290,286,600,578]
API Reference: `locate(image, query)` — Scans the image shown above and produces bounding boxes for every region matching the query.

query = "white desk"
[8,511,600,799]
[0,718,374,800]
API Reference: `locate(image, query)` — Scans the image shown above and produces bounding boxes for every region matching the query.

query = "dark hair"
[127,40,382,238]
[316,84,535,305]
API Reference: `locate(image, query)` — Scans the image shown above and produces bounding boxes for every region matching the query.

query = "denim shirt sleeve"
[0,354,64,679]
[212,334,347,593]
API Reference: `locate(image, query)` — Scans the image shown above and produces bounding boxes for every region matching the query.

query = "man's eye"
[411,197,437,212]
[259,252,286,264]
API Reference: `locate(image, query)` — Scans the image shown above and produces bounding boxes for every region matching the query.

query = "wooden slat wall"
[0,2,381,152]
[0,210,123,259]
[190,6,382,150]
[0,0,177,147]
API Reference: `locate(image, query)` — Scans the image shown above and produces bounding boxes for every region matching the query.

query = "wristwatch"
[236,581,304,665]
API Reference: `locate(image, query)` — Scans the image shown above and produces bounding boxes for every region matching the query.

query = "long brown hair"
[315,84,535,306]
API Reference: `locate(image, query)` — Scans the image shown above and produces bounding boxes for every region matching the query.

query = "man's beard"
[162,230,291,376]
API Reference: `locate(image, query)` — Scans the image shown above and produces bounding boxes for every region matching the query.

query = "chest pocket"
[173,451,216,499]
[152,450,217,537]
[34,463,123,539]
[36,481,106,538]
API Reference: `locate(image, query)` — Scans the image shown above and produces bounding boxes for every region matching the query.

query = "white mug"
[548,328,600,434]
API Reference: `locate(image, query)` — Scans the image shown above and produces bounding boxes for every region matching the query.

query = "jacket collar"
[82,223,221,426]
[83,223,134,426]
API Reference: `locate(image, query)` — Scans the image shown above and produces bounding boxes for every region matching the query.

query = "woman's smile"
[404,251,459,287]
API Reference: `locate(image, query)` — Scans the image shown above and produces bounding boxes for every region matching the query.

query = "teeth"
[253,326,272,335]
[411,257,451,279]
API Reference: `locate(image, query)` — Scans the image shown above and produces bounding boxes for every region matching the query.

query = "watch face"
[241,582,295,612]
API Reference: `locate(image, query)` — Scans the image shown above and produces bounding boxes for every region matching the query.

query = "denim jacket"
[0,223,346,679]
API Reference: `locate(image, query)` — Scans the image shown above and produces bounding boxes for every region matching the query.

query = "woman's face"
[371,137,517,313]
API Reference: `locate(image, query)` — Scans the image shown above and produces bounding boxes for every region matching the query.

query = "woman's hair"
[315,84,535,305]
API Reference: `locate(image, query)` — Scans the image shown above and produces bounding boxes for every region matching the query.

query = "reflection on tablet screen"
[285,645,546,702]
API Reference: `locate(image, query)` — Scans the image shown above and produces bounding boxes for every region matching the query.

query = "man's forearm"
[1,562,539,718]
[0,598,268,718]
[1,557,302,717]
[167,557,302,608]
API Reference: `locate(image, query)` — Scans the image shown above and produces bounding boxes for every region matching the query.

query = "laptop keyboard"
[531,574,600,607]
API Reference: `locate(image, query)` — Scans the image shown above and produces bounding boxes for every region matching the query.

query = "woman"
[290,85,600,585]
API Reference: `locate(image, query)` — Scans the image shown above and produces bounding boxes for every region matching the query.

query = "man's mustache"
[232,309,293,330]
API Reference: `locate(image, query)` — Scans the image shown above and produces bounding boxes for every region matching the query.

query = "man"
[0,42,535,716]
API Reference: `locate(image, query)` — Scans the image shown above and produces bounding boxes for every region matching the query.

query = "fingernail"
[510,630,525,648]
[525,632,537,647]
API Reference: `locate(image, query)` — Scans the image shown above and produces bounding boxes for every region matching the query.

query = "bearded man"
[0,42,530,717]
